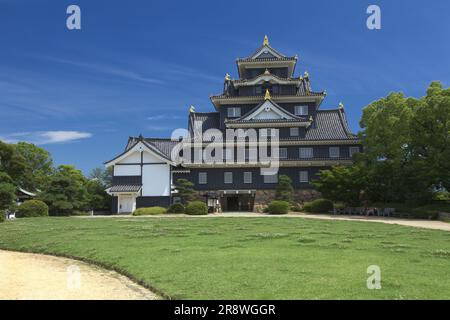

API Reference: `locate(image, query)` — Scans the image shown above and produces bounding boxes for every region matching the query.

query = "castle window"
[199,172,207,184]
[295,105,308,116]
[299,147,313,159]
[263,174,278,184]
[224,172,233,184]
[255,86,262,95]
[244,172,252,184]
[329,147,340,158]
[227,107,241,118]
[290,127,299,136]
[279,148,287,159]
[349,146,360,157]
[299,171,309,183]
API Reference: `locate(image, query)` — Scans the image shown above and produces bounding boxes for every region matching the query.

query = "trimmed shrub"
[303,199,334,213]
[0,210,4,223]
[132,206,166,216]
[16,200,49,218]
[290,203,303,212]
[185,201,208,215]
[409,208,438,220]
[267,200,290,214]
[167,203,185,214]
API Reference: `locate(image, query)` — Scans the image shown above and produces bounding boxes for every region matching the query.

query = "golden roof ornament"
[264,89,271,100]
[263,35,269,46]
[309,116,313,122]
[264,68,270,75]
[189,105,195,113]
[225,73,230,81]
[303,71,309,78]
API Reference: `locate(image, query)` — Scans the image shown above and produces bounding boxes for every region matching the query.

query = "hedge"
[303,199,334,213]
[185,201,208,215]
[132,206,166,216]
[167,203,185,214]
[0,210,4,223]
[268,200,290,214]
[16,200,49,218]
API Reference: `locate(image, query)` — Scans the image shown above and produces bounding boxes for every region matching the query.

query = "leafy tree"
[313,166,365,206]
[14,142,53,191]
[175,178,196,204]
[275,175,294,202]
[86,179,111,211]
[0,172,16,210]
[0,141,28,186]
[40,165,89,216]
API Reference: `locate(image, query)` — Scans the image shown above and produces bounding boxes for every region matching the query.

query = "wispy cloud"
[147,114,183,121]
[0,131,92,145]
[32,55,165,85]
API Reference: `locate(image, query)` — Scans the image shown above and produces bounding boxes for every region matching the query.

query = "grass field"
[1,216,450,299]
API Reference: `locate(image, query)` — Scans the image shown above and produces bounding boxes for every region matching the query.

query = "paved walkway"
[0,250,158,300]
[87,212,450,232]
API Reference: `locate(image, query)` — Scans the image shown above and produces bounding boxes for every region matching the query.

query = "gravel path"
[85,212,450,232]
[0,250,159,300]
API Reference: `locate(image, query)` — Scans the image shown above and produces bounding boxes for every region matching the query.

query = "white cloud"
[0,131,92,145]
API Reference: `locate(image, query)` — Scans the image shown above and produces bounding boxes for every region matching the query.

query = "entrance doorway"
[220,192,255,212]
[119,195,134,213]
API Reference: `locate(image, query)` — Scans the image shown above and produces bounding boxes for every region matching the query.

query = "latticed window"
[294,105,308,116]
[224,172,233,184]
[299,171,309,183]
[244,172,252,184]
[290,127,299,136]
[299,147,313,159]
[227,107,241,117]
[279,148,288,159]
[329,147,340,158]
[199,172,207,184]
[263,174,278,184]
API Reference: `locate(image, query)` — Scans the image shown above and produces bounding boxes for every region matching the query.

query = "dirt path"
[0,250,159,300]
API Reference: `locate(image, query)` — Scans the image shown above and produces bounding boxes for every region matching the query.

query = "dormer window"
[294,105,308,116]
[227,107,241,118]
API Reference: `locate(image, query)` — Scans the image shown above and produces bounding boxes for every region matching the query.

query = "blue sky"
[0,0,449,174]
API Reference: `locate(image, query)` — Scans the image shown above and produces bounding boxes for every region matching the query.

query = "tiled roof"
[210,91,325,100]
[110,185,142,193]
[236,56,297,63]
[304,109,357,140]
[124,137,179,159]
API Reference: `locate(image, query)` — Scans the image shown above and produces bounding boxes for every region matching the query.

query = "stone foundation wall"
[253,189,322,212]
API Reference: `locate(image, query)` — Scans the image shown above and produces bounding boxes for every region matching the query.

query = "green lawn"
[1,216,450,299]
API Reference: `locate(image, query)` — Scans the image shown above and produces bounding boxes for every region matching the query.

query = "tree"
[313,166,365,206]
[175,178,196,204]
[0,141,28,186]
[86,179,111,212]
[275,175,294,202]
[40,165,89,216]
[0,170,17,210]
[409,82,450,191]
[89,167,112,188]
[14,142,53,191]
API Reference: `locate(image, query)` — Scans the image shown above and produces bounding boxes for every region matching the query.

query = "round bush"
[303,199,333,213]
[268,200,290,214]
[185,201,208,215]
[132,206,166,216]
[167,203,185,214]
[16,200,49,218]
